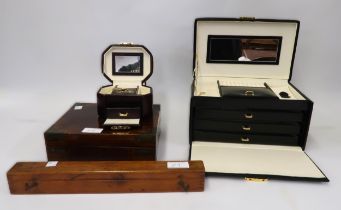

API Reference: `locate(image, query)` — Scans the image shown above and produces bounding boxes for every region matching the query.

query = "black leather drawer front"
[194,120,300,135]
[105,107,141,119]
[192,97,309,111]
[195,109,303,123]
[193,131,298,146]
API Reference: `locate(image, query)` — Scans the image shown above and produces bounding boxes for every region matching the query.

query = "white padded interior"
[194,77,305,100]
[195,20,298,79]
[99,85,151,95]
[101,45,152,95]
[103,46,151,88]
[191,141,325,179]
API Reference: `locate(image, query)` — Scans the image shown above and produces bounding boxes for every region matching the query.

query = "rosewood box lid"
[44,103,160,161]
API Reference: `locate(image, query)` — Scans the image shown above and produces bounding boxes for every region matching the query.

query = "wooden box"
[97,44,154,128]
[7,161,205,194]
[44,103,160,161]
[189,18,328,181]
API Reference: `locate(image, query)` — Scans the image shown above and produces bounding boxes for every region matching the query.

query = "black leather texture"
[219,86,277,98]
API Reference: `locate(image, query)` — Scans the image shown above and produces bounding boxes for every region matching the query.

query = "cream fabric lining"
[194,77,305,100]
[102,46,151,88]
[191,141,325,179]
[195,20,298,79]
[99,85,151,95]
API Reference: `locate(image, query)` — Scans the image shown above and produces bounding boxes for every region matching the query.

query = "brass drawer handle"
[242,125,251,131]
[244,113,253,119]
[241,137,250,142]
[244,90,254,96]
[119,112,129,117]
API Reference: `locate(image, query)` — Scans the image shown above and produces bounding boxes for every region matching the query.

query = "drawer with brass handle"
[105,107,141,119]
[194,120,300,135]
[195,109,303,123]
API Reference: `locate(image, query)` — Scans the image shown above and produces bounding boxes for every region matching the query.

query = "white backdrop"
[1,0,341,209]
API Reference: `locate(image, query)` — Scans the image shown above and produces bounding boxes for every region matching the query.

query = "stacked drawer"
[192,108,303,146]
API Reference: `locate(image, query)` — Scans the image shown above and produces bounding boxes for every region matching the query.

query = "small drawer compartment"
[194,120,300,135]
[195,108,303,123]
[105,107,141,119]
[193,131,298,146]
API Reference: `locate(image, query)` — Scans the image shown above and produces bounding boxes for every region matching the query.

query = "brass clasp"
[244,90,255,96]
[119,42,134,45]
[119,112,128,117]
[240,17,255,21]
[245,177,268,182]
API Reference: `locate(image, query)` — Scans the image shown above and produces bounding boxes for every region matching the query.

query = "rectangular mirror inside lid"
[207,35,282,64]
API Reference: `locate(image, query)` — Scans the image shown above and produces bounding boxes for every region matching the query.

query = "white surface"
[81,128,103,134]
[73,105,83,110]
[191,142,325,178]
[45,161,58,168]
[167,162,190,169]
[0,0,340,210]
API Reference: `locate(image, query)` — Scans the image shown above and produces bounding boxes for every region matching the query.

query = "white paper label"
[167,162,189,169]
[46,161,58,167]
[74,105,83,110]
[104,118,140,126]
[82,128,103,133]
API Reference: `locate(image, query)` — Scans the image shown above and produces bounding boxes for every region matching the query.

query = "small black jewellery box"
[97,43,153,129]
[189,18,328,181]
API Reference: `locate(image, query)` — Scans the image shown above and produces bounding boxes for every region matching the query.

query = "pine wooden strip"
[7,161,205,194]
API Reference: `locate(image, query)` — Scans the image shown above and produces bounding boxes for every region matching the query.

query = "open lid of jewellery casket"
[190,18,328,182]
[193,18,307,100]
[99,43,153,96]
[97,44,153,127]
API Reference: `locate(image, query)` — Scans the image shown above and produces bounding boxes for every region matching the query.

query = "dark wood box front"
[44,103,160,161]
[97,87,153,119]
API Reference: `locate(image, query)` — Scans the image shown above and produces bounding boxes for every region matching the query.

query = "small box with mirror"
[97,43,154,129]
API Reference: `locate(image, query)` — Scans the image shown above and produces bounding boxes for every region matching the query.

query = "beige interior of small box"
[99,85,151,95]
[191,141,326,179]
[194,20,305,100]
[100,45,152,95]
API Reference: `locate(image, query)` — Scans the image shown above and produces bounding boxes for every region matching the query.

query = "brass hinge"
[240,17,255,21]
[245,177,268,182]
